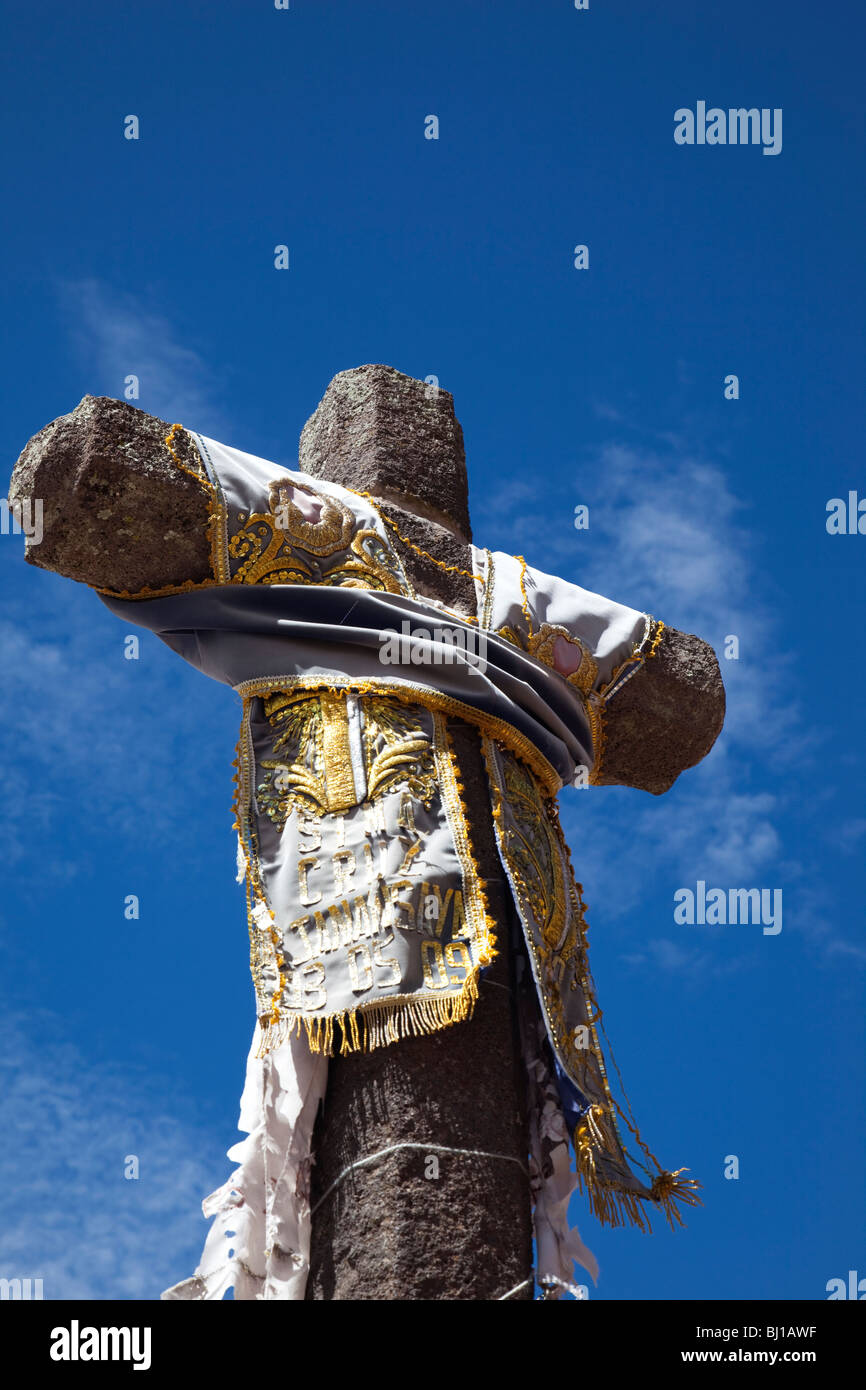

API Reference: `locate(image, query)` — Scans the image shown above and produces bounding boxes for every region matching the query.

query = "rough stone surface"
[300,365,473,542]
[9,396,210,594]
[595,626,725,794]
[306,789,532,1301]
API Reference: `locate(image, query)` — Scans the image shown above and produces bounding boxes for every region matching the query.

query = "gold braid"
[349,488,483,585]
[164,422,206,484]
[164,433,485,599]
[647,618,665,658]
[514,555,535,637]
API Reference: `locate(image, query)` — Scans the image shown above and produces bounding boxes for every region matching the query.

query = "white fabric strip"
[162,1024,328,1301]
[346,694,367,802]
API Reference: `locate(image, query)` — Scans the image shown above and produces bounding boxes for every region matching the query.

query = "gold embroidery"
[346,487,482,583]
[268,478,356,555]
[528,623,597,694]
[259,692,438,827]
[258,695,329,822]
[362,698,437,807]
[421,939,452,989]
[647,617,665,659]
[229,511,316,585]
[97,428,412,601]
[319,530,406,593]
[431,712,497,972]
[320,693,357,811]
[499,753,568,950]
[228,496,406,591]
[496,620,598,694]
[515,555,534,634]
[239,675,562,798]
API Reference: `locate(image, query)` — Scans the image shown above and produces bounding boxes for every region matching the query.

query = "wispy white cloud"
[0,569,238,867]
[619,935,749,981]
[2,277,250,1295]
[478,433,851,967]
[0,1012,233,1299]
[2,279,244,865]
[57,278,231,437]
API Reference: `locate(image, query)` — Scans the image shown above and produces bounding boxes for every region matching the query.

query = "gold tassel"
[573,1157,702,1235]
[573,1102,703,1234]
[650,1169,703,1230]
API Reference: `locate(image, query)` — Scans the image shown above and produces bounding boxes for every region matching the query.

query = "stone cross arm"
[8,369,725,793]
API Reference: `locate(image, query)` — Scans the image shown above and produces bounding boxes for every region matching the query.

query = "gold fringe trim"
[440,719,498,970]
[255,970,481,1059]
[574,1106,702,1233]
[650,1168,703,1227]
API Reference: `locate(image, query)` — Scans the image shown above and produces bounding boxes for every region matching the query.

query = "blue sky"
[1,0,863,1300]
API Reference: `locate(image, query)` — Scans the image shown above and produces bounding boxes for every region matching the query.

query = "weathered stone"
[306,863,532,1302]
[9,395,210,595]
[595,626,725,794]
[300,365,473,543]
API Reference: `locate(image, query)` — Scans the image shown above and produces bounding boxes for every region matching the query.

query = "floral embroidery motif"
[362,698,437,807]
[497,621,598,695]
[257,692,436,829]
[499,753,568,951]
[258,694,327,821]
[267,479,356,555]
[227,477,406,592]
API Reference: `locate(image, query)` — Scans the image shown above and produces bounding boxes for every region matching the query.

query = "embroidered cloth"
[97,430,698,1297]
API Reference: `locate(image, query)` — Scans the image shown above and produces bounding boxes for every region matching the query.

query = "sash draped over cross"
[98,432,696,1300]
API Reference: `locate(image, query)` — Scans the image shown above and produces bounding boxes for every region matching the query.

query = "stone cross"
[9,365,724,1300]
